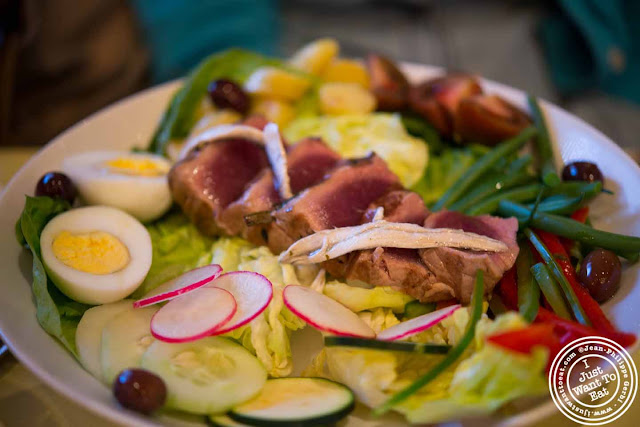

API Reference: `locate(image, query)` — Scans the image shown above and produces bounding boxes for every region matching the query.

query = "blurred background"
[1,0,640,153]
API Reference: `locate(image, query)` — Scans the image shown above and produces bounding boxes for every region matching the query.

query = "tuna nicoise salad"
[15,38,640,425]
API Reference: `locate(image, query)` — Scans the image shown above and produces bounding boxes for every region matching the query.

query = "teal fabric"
[131,0,279,83]
[540,0,640,104]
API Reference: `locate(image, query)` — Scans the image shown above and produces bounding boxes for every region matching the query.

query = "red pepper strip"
[534,230,636,347]
[560,207,589,252]
[497,266,518,310]
[487,323,560,355]
[435,298,458,310]
[571,206,590,223]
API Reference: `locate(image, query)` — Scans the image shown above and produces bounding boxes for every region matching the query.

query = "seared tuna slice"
[272,154,402,253]
[418,211,519,303]
[168,138,268,236]
[326,190,429,279]
[220,137,341,245]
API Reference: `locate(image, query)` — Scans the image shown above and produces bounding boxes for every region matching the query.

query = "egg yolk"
[104,157,167,176]
[52,231,130,274]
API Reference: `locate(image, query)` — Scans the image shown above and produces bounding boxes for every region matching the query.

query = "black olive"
[35,172,77,204]
[578,249,622,303]
[562,161,604,184]
[113,368,167,414]
[208,79,250,114]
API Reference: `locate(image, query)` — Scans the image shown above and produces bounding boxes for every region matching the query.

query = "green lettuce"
[209,237,313,377]
[284,113,428,187]
[133,211,214,298]
[323,281,414,313]
[149,49,285,154]
[15,196,91,356]
[308,311,548,423]
[411,146,487,206]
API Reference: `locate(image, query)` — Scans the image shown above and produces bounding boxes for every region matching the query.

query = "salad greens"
[133,211,214,298]
[149,49,285,154]
[308,310,547,424]
[284,114,428,188]
[15,196,90,356]
[323,281,414,313]
[209,237,311,377]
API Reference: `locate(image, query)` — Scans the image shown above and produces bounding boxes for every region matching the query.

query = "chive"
[527,95,560,187]
[530,262,571,320]
[517,245,540,322]
[466,183,543,216]
[432,127,537,211]
[524,228,589,325]
[374,271,485,415]
[323,336,451,354]
[498,201,640,258]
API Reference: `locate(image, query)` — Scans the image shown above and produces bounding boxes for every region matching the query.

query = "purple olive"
[35,172,77,204]
[113,369,167,414]
[208,79,250,114]
[562,161,604,184]
[578,249,622,303]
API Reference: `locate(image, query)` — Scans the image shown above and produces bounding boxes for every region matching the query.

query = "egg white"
[40,206,152,305]
[63,151,172,222]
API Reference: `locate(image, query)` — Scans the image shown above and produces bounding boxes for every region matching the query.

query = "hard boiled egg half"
[63,151,172,222]
[40,206,152,305]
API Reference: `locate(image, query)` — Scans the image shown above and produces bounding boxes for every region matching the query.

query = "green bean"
[466,183,543,216]
[432,126,537,210]
[374,271,485,415]
[547,181,602,199]
[528,195,585,215]
[499,201,640,257]
[524,229,589,325]
[489,294,508,317]
[530,262,571,320]
[517,245,540,322]
[450,155,533,212]
[527,95,560,187]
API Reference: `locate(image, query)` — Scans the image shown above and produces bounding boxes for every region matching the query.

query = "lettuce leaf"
[323,281,414,313]
[284,113,428,188]
[310,311,547,423]
[411,146,486,206]
[149,49,284,154]
[15,196,90,356]
[133,211,214,298]
[209,238,313,376]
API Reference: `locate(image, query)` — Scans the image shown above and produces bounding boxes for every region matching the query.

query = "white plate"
[0,64,638,427]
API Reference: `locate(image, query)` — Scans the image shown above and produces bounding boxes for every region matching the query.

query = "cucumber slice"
[141,337,266,415]
[229,377,354,426]
[76,299,133,380]
[324,336,451,354]
[100,305,158,385]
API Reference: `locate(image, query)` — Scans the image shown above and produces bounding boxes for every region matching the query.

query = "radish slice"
[134,264,223,308]
[376,304,461,341]
[150,287,236,343]
[208,271,274,335]
[283,285,375,338]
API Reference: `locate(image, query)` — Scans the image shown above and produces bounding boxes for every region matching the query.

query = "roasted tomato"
[408,74,482,137]
[366,54,410,111]
[454,94,531,145]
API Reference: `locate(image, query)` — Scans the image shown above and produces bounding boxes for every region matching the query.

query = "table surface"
[0,147,636,427]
